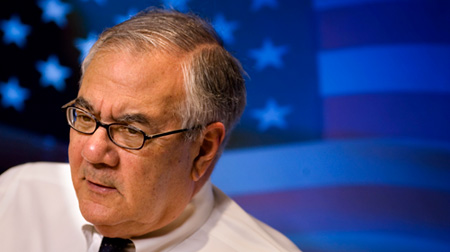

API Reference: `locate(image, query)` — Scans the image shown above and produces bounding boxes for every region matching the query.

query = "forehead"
[78,49,185,121]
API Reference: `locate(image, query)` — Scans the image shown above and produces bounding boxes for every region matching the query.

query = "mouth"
[86,179,117,194]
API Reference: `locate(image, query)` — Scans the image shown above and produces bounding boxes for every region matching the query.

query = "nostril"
[80,129,119,167]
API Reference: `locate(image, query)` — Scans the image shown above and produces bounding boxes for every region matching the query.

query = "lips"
[86,179,117,194]
[90,180,114,188]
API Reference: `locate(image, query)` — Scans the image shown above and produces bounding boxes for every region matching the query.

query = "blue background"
[1,0,449,251]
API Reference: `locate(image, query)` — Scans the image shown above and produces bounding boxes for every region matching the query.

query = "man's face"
[68,49,199,238]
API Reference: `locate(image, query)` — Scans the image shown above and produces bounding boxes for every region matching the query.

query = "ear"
[191,122,225,181]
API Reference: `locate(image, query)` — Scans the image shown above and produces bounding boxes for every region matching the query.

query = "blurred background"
[1,0,449,251]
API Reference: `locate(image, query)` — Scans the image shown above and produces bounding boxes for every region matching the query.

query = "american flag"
[1,0,449,251]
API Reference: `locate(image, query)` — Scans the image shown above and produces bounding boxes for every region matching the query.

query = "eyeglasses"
[63,105,191,150]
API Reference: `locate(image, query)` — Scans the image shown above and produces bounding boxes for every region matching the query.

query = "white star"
[212,14,239,44]
[251,0,278,11]
[38,0,72,27]
[162,0,190,12]
[114,8,138,24]
[249,39,288,71]
[75,33,98,62]
[251,98,292,132]
[0,15,31,48]
[36,55,71,92]
[0,77,30,111]
[42,135,57,151]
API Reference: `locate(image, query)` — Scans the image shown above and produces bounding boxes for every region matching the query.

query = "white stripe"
[317,44,450,96]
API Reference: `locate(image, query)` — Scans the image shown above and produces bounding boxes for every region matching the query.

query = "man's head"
[67,9,246,238]
[83,9,246,143]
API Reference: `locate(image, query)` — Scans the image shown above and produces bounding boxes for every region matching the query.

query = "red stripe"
[233,185,450,234]
[317,0,450,50]
[323,93,450,141]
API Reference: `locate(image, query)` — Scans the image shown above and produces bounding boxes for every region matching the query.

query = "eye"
[71,109,96,131]
[114,125,142,137]
[74,109,94,123]
[125,126,139,135]
[77,114,93,122]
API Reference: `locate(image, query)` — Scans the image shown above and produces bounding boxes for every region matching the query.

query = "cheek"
[127,143,193,196]
[123,158,193,222]
[68,132,79,158]
[68,131,84,173]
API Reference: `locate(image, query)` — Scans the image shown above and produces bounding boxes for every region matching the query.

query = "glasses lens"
[67,107,96,134]
[109,125,145,149]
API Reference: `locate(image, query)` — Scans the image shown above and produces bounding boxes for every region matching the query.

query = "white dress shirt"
[0,162,300,251]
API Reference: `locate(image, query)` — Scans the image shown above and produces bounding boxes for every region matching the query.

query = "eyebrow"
[74,97,94,113]
[73,96,153,129]
[115,113,151,126]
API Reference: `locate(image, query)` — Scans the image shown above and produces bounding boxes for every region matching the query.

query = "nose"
[81,126,119,167]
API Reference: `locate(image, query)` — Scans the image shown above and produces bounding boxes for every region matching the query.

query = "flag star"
[43,135,57,150]
[249,39,288,71]
[251,0,278,11]
[114,8,138,25]
[251,98,292,132]
[38,0,72,28]
[0,15,31,48]
[162,0,190,12]
[75,33,98,62]
[0,77,30,112]
[212,14,239,44]
[36,55,71,92]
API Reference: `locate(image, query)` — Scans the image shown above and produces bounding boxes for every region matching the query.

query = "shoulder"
[178,185,301,252]
[1,162,70,181]
[0,162,86,251]
[0,162,72,196]
[0,162,74,211]
[2,161,70,174]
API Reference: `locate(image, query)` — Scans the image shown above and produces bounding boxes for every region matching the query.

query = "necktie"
[99,237,133,252]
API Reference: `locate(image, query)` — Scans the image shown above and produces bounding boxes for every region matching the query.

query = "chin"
[94,224,130,239]
[79,199,139,238]
[80,199,121,225]
[91,217,149,239]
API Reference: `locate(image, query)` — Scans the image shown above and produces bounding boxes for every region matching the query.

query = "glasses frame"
[63,104,191,150]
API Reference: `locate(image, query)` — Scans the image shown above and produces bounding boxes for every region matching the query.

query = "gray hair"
[81,8,246,149]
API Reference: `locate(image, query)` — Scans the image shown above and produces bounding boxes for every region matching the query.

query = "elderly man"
[0,8,300,252]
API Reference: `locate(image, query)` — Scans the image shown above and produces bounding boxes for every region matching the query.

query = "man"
[0,8,300,252]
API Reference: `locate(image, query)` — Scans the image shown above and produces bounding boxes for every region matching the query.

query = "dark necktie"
[99,237,133,252]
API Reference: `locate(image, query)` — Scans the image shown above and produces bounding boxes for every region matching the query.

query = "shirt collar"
[81,180,214,252]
